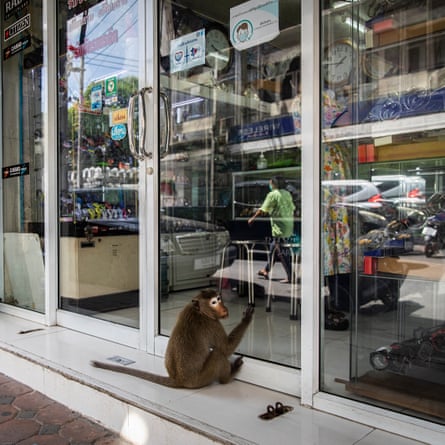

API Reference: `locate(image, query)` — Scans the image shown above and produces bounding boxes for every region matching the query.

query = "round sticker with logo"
[111,124,127,141]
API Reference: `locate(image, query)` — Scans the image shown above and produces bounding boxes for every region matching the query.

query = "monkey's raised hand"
[242,304,255,322]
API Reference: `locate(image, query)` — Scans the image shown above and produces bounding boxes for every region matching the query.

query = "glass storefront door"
[158,1,303,370]
[57,0,142,329]
[1,2,45,313]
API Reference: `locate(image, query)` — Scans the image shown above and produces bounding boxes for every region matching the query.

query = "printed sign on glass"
[3,34,31,60]
[4,13,30,41]
[230,0,279,51]
[170,29,205,74]
[111,124,127,141]
[3,163,29,179]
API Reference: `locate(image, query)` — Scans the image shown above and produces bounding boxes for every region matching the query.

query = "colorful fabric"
[322,143,352,276]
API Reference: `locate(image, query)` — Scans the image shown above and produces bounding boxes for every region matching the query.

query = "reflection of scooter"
[370,325,445,373]
[422,211,445,257]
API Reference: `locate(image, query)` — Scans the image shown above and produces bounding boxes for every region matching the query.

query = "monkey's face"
[209,294,229,319]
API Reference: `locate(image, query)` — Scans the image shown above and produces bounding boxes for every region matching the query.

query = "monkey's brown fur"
[91,289,254,388]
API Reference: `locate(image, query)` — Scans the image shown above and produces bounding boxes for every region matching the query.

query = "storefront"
[1,0,444,441]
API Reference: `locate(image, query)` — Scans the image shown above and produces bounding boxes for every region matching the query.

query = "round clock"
[205,27,232,74]
[324,40,353,86]
[362,52,397,80]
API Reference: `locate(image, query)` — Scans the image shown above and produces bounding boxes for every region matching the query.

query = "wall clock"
[362,51,397,80]
[324,40,354,86]
[205,26,232,74]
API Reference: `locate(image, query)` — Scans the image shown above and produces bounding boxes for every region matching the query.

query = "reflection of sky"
[67,0,138,100]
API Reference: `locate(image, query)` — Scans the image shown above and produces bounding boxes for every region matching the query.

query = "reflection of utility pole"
[76,10,88,188]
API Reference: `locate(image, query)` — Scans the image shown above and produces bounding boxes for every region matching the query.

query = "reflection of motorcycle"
[370,325,445,374]
[422,211,445,257]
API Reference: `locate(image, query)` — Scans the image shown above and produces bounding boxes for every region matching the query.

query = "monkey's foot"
[231,356,244,374]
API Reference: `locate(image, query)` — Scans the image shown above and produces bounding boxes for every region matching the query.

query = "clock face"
[205,28,231,73]
[324,41,353,86]
[362,52,397,79]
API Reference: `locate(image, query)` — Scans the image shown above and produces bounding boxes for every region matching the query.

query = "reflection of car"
[371,175,425,199]
[370,325,445,373]
[85,216,233,292]
[371,175,426,208]
[160,215,233,291]
[322,179,380,203]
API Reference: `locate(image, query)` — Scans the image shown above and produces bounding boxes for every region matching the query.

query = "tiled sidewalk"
[0,372,132,445]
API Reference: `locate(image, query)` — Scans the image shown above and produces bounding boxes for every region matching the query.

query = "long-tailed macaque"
[91,289,254,388]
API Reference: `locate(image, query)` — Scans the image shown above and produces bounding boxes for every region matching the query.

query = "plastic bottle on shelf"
[257,152,268,170]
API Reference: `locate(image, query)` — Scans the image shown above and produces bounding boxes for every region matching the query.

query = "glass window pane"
[320,0,445,425]
[159,0,302,368]
[1,3,45,312]
[57,0,140,328]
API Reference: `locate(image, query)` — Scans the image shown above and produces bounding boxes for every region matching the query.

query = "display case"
[232,166,301,221]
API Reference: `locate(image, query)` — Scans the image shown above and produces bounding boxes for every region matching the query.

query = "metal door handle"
[140,87,153,159]
[127,92,145,161]
[159,91,170,158]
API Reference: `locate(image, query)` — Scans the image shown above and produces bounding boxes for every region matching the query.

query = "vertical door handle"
[127,92,145,161]
[159,91,170,158]
[140,87,153,159]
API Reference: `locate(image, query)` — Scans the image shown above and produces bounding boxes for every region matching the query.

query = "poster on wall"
[170,29,205,74]
[230,0,279,51]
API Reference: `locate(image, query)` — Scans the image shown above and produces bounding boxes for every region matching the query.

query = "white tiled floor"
[0,311,434,445]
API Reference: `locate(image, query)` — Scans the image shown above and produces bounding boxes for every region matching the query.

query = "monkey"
[91,289,254,388]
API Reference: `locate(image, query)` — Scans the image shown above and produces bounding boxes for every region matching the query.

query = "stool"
[266,241,301,320]
[219,240,269,306]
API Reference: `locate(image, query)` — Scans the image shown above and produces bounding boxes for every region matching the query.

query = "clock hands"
[323,56,347,66]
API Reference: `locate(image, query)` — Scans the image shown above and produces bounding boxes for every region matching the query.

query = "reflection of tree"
[83,75,138,109]
[67,75,138,140]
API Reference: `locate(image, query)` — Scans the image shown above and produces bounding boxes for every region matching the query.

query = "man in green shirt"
[248,177,295,283]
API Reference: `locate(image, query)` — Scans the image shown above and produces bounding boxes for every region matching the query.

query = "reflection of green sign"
[105,76,117,96]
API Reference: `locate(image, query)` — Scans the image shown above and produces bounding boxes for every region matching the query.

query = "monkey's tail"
[90,360,179,388]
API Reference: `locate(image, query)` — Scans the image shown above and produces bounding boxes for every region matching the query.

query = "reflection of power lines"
[66,2,140,104]
[83,0,137,42]
[68,0,138,83]
[86,53,138,70]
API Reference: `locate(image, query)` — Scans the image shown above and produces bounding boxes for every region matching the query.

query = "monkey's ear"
[192,298,200,310]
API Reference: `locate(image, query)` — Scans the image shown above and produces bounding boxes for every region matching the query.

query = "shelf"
[370,15,445,47]
[323,111,445,143]
[339,371,445,419]
[160,75,275,114]
[229,133,301,154]
[70,185,138,193]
